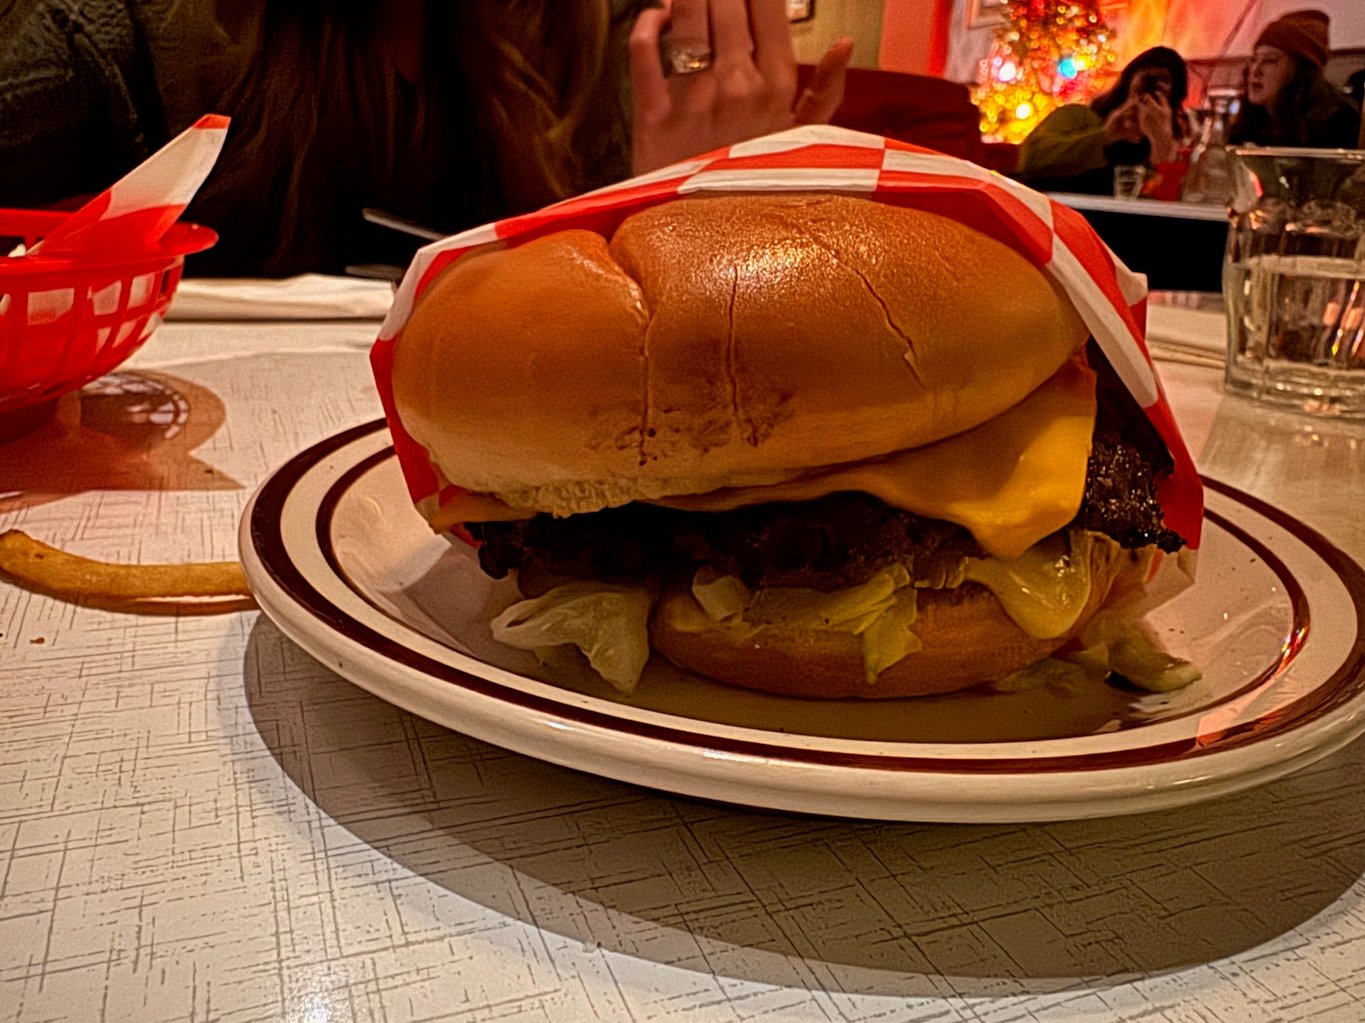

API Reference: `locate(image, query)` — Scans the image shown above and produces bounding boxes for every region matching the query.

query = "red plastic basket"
[0,209,217,434]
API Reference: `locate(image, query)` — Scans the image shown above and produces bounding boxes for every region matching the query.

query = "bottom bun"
[650,539,1133,699]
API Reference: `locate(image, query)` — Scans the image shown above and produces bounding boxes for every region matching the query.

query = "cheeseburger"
[388,193,1191,698]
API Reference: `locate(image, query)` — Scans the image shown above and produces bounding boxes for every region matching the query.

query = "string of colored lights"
[973,0,1119,144]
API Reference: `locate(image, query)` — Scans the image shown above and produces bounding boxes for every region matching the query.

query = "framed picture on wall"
[787,0,814,22]
[967,0,1007,28]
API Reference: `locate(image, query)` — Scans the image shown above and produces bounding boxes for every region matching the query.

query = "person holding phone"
[1015,46,1189,196]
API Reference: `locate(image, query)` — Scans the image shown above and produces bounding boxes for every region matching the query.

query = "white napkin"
[1147,304,1226,354]
[1146,302,1226,366]
[166,274,394,321]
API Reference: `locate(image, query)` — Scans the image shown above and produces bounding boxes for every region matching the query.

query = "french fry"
[0,529,255,610]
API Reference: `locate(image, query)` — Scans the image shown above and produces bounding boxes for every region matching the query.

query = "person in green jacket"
[1015,47,1189,196]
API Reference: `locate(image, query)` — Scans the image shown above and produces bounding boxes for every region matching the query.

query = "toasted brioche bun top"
[392,194,1089,517]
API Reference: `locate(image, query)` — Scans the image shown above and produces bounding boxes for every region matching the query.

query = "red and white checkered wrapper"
[30,114,229,257]
[372,126,1203,578]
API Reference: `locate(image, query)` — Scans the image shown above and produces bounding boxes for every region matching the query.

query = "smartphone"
[1134,71,1170,98]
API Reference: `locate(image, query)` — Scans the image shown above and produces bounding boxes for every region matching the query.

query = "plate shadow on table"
[242,617,1365,998]
[0,369,238,512]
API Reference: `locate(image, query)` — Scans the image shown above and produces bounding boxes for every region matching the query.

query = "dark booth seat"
[1047,193,1229,293]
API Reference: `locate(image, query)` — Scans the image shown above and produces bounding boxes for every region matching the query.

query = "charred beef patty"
[471,493,984,592]
[469,350,1184,592]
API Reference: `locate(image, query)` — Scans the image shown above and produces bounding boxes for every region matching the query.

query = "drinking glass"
[1223,148,1365,416]
[1112,165,1146,199]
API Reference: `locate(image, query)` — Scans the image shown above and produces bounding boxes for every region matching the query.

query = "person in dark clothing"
[1348,68,1365,110]
[0,0,852,276]
[1228,9,1361,150]
[1015,47,1189,196]
[0,0,225,210]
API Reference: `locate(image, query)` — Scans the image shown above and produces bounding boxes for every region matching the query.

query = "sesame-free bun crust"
[649,539,1132,699]
[391,194,1089,517]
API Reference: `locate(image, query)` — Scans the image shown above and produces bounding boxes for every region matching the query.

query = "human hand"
[794,35,854,125]
[1135,93,1178,163]
[1102,99,1143,146]
[628,0,852,176]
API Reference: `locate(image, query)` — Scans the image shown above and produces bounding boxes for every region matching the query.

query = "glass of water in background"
[1224,148,1365,416]
[1112,165,1146,199]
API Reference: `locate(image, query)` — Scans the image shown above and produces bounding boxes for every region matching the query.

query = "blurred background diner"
[1013,46,1189,196]
[1227,9,1360,148]
[2,0,1364,288]
[0,0,854,275]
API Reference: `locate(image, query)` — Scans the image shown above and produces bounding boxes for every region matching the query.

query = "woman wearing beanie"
[1228,9,1360,149]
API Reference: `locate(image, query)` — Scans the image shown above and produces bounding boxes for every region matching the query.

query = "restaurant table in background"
[3,280,1365,1022]
[1050,192,1229,293]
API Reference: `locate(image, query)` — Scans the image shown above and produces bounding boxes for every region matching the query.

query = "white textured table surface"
[4,292,1365,1023]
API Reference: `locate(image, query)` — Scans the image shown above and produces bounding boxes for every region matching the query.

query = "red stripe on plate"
[246,425,1365,778]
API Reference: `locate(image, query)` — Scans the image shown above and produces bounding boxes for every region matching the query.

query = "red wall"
[879,0,953,75]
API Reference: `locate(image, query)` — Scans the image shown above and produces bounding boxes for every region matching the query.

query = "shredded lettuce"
[690,570,751,622]
[690,564,922,684]
[1065,614,1201,692]
[992,656,1106,694]
[856,589,922,682]
[488,563,935,693]
[490,583,655,692]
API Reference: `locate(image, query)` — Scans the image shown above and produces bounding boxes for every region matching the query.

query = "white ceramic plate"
[240,420,1365,822]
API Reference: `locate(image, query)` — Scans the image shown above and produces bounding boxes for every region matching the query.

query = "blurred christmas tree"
[974,0,1119,144]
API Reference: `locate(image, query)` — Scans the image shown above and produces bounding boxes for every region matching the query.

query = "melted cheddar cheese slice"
[427,359,1098,561]
[659,359,1097,560]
